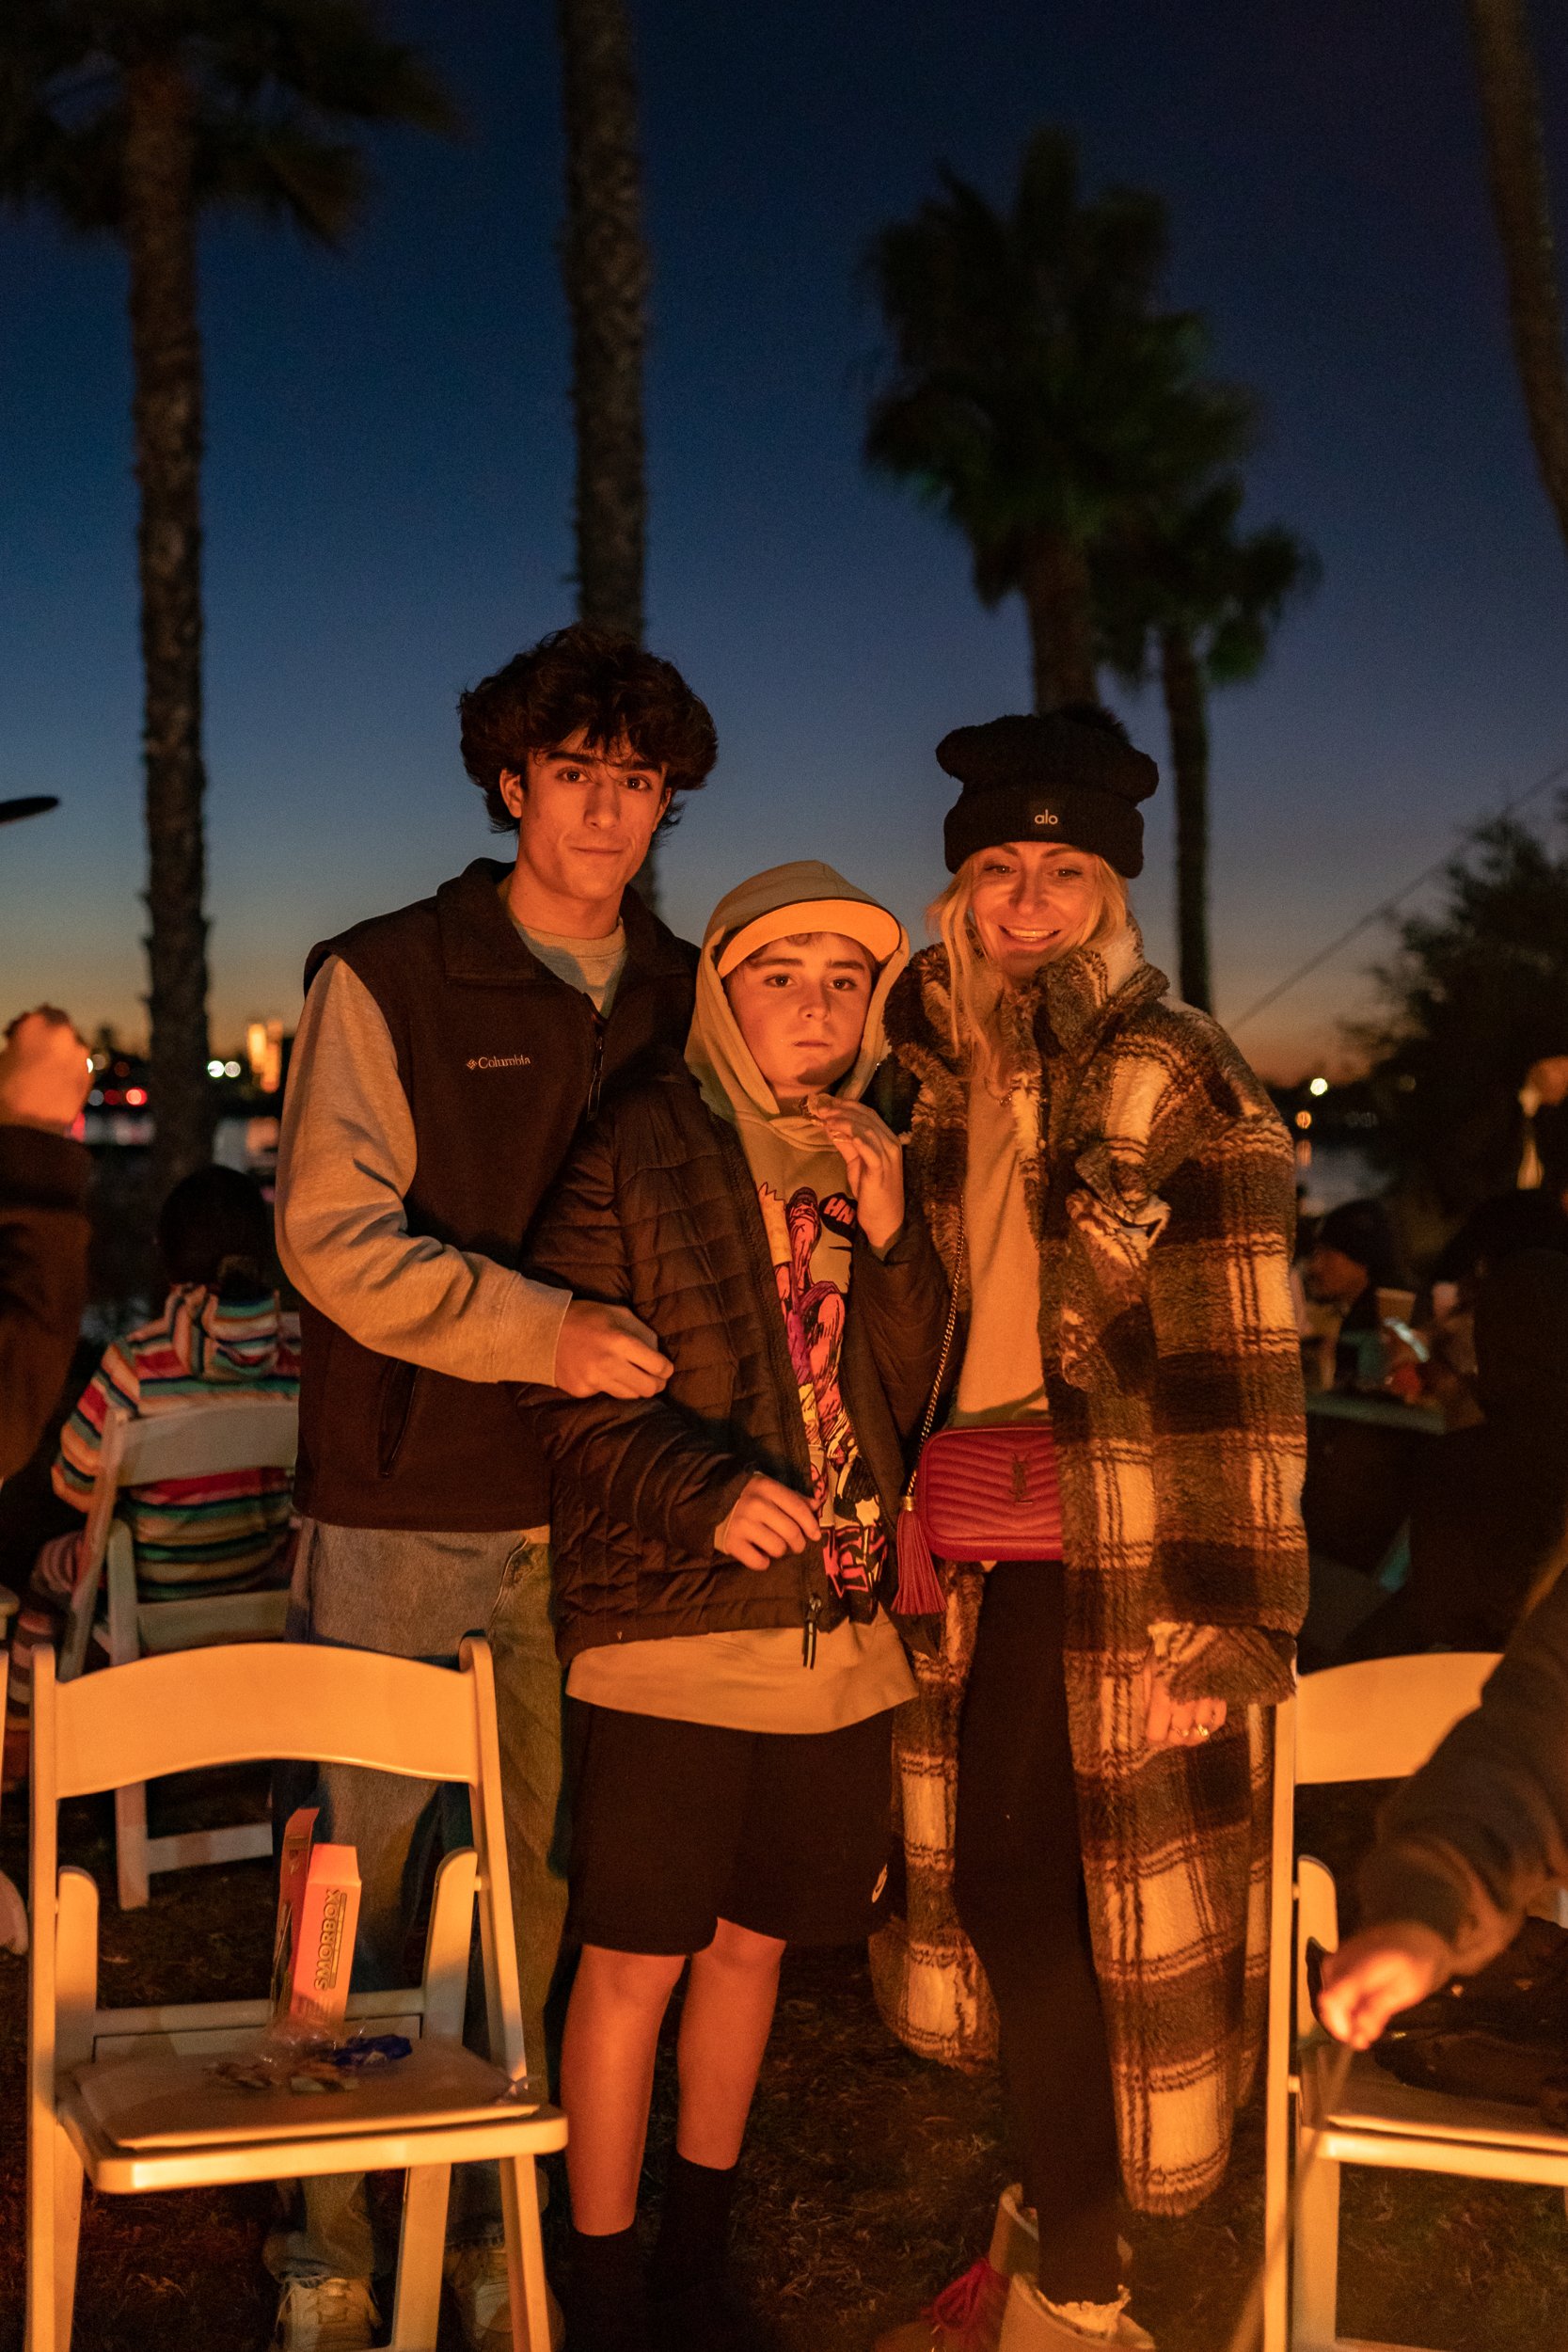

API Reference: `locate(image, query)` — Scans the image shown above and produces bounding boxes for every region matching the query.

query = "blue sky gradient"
[3,0,1567,1075]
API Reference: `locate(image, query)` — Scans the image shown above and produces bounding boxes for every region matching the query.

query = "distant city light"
[87,1089,103,1106]
[224,1059,242,1078]
[207,1059,225,1078]
[1294,1109,1312,1130]
[246,1017,284,1094]
[125,1087,148,1107]
[1307,1076,1329,1097]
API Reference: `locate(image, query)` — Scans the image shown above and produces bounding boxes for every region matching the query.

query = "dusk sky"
[4,0,1568,1079]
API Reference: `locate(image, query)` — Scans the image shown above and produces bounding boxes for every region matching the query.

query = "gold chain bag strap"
[893,1210,1064,1613]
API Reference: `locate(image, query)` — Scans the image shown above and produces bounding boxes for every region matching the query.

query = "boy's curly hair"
[458,624,719,834]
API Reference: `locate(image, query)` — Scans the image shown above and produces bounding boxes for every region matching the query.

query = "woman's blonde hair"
[927,849,1129,1080]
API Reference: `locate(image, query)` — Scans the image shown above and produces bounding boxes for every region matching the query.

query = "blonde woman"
[873,708,1307,2352]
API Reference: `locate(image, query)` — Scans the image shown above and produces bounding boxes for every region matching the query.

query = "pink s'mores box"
[271,1806,361,2031]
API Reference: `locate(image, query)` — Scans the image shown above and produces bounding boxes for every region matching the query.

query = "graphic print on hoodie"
[686,860,911,1618]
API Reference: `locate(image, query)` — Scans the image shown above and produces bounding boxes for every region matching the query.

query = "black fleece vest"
[293,858,697,1531]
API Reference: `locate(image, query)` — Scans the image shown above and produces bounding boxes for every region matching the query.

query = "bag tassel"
[895,1493,944,1616]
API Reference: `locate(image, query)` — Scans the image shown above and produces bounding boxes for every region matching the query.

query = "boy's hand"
[808,1094,906,1249]
[0,1007,92,1133]
[715,1474,820,1570]
[554,1301,673,1398]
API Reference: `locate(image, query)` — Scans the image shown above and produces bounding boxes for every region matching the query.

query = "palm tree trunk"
[1022,536,1097,708]
[1465,0,1568,554]
[1160,623,1212,1011]
[125,56,212,1193]
[558,0,648,644]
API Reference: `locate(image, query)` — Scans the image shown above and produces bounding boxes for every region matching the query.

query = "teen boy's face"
[725,932,876,1108]
[498,729,671,918]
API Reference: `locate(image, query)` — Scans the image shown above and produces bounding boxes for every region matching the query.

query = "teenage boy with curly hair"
[271,624,717,2352]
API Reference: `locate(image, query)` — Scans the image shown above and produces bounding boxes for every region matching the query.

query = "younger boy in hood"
[522,861,948,2352]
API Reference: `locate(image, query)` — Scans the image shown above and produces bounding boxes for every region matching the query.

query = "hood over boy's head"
[688,863,909,1122]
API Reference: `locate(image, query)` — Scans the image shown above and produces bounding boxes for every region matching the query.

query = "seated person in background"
[1302,1195,1412,1391]
[4,1165,298,1779]
[1402,1186,1568,1421]
[520,862,948,2352]
[1338,1248,1568,1662]
[1319,1553,1568,2051]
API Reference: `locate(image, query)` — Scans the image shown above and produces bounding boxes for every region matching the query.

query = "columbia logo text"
[467,1053,532,1071]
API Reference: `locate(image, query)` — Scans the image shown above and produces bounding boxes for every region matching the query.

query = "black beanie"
[938,708,1158,877]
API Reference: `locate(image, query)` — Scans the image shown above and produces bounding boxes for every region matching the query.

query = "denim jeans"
[266,1522,568,2284]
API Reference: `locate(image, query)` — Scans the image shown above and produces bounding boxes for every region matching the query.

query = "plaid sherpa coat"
[868,926,1307,2216]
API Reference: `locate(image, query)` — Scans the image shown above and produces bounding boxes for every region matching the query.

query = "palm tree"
[863,128,1250,709]
[557,0,649,647]
[1465,0,1568,561]
[1097,479,1317,1010]
[0,1,453,1193]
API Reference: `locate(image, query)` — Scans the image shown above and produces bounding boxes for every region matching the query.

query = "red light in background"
[125,1088,148,1107]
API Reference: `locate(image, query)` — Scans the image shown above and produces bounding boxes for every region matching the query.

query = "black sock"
[568,2222,645,2313]
[650,2151,737,2296]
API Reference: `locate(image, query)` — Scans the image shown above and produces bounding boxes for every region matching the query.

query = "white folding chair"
[27,1634,566,2352]
[1259,1651,1568,2352]
[57,1396,298,1908]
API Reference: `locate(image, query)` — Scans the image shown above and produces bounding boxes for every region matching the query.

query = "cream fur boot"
[997,2274,1156,2351]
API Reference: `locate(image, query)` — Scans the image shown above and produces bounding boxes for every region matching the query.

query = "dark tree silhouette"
[1465,0,1568,562]
[558,0,649,647]
[1354,801,1568,1216]
[0,1,453,1191]
[863,128,1247,709]
[1098,479,1317,1009]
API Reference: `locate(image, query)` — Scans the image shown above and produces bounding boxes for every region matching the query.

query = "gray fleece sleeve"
[275,956,573,1384]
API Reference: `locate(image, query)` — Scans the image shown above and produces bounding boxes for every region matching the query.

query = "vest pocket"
[376,1359,418,1476]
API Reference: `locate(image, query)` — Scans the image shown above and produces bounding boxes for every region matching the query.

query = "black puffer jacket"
[518,1060,948,1662]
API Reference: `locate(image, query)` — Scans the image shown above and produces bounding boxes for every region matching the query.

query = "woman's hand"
[1316,1922,1452,2048]
[715,1474,820,1571]
[1139,1654,1227,1750]
[808,1094,906,1249]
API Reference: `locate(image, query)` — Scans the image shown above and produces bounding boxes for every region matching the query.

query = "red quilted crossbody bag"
[893,1212,1063,1613]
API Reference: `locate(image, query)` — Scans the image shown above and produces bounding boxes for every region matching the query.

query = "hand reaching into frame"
[1316,1921,1452,2048]
[807,1092,906,1249]
[0,1007,91,1134]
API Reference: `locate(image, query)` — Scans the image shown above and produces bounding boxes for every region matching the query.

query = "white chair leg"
[1291,2141,1341,2352]
[500,2155,552,2351]
[51,2127,85,2352]
[1261,2079,1291,2352]
[26,2113,82,2352]
[114,1780,150,1911]
[388,2163,451,2352]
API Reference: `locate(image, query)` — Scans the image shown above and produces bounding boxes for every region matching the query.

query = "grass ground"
[2,1771,1565,2352]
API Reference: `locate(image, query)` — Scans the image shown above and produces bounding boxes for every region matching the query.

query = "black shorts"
[565,1699,895,1955]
